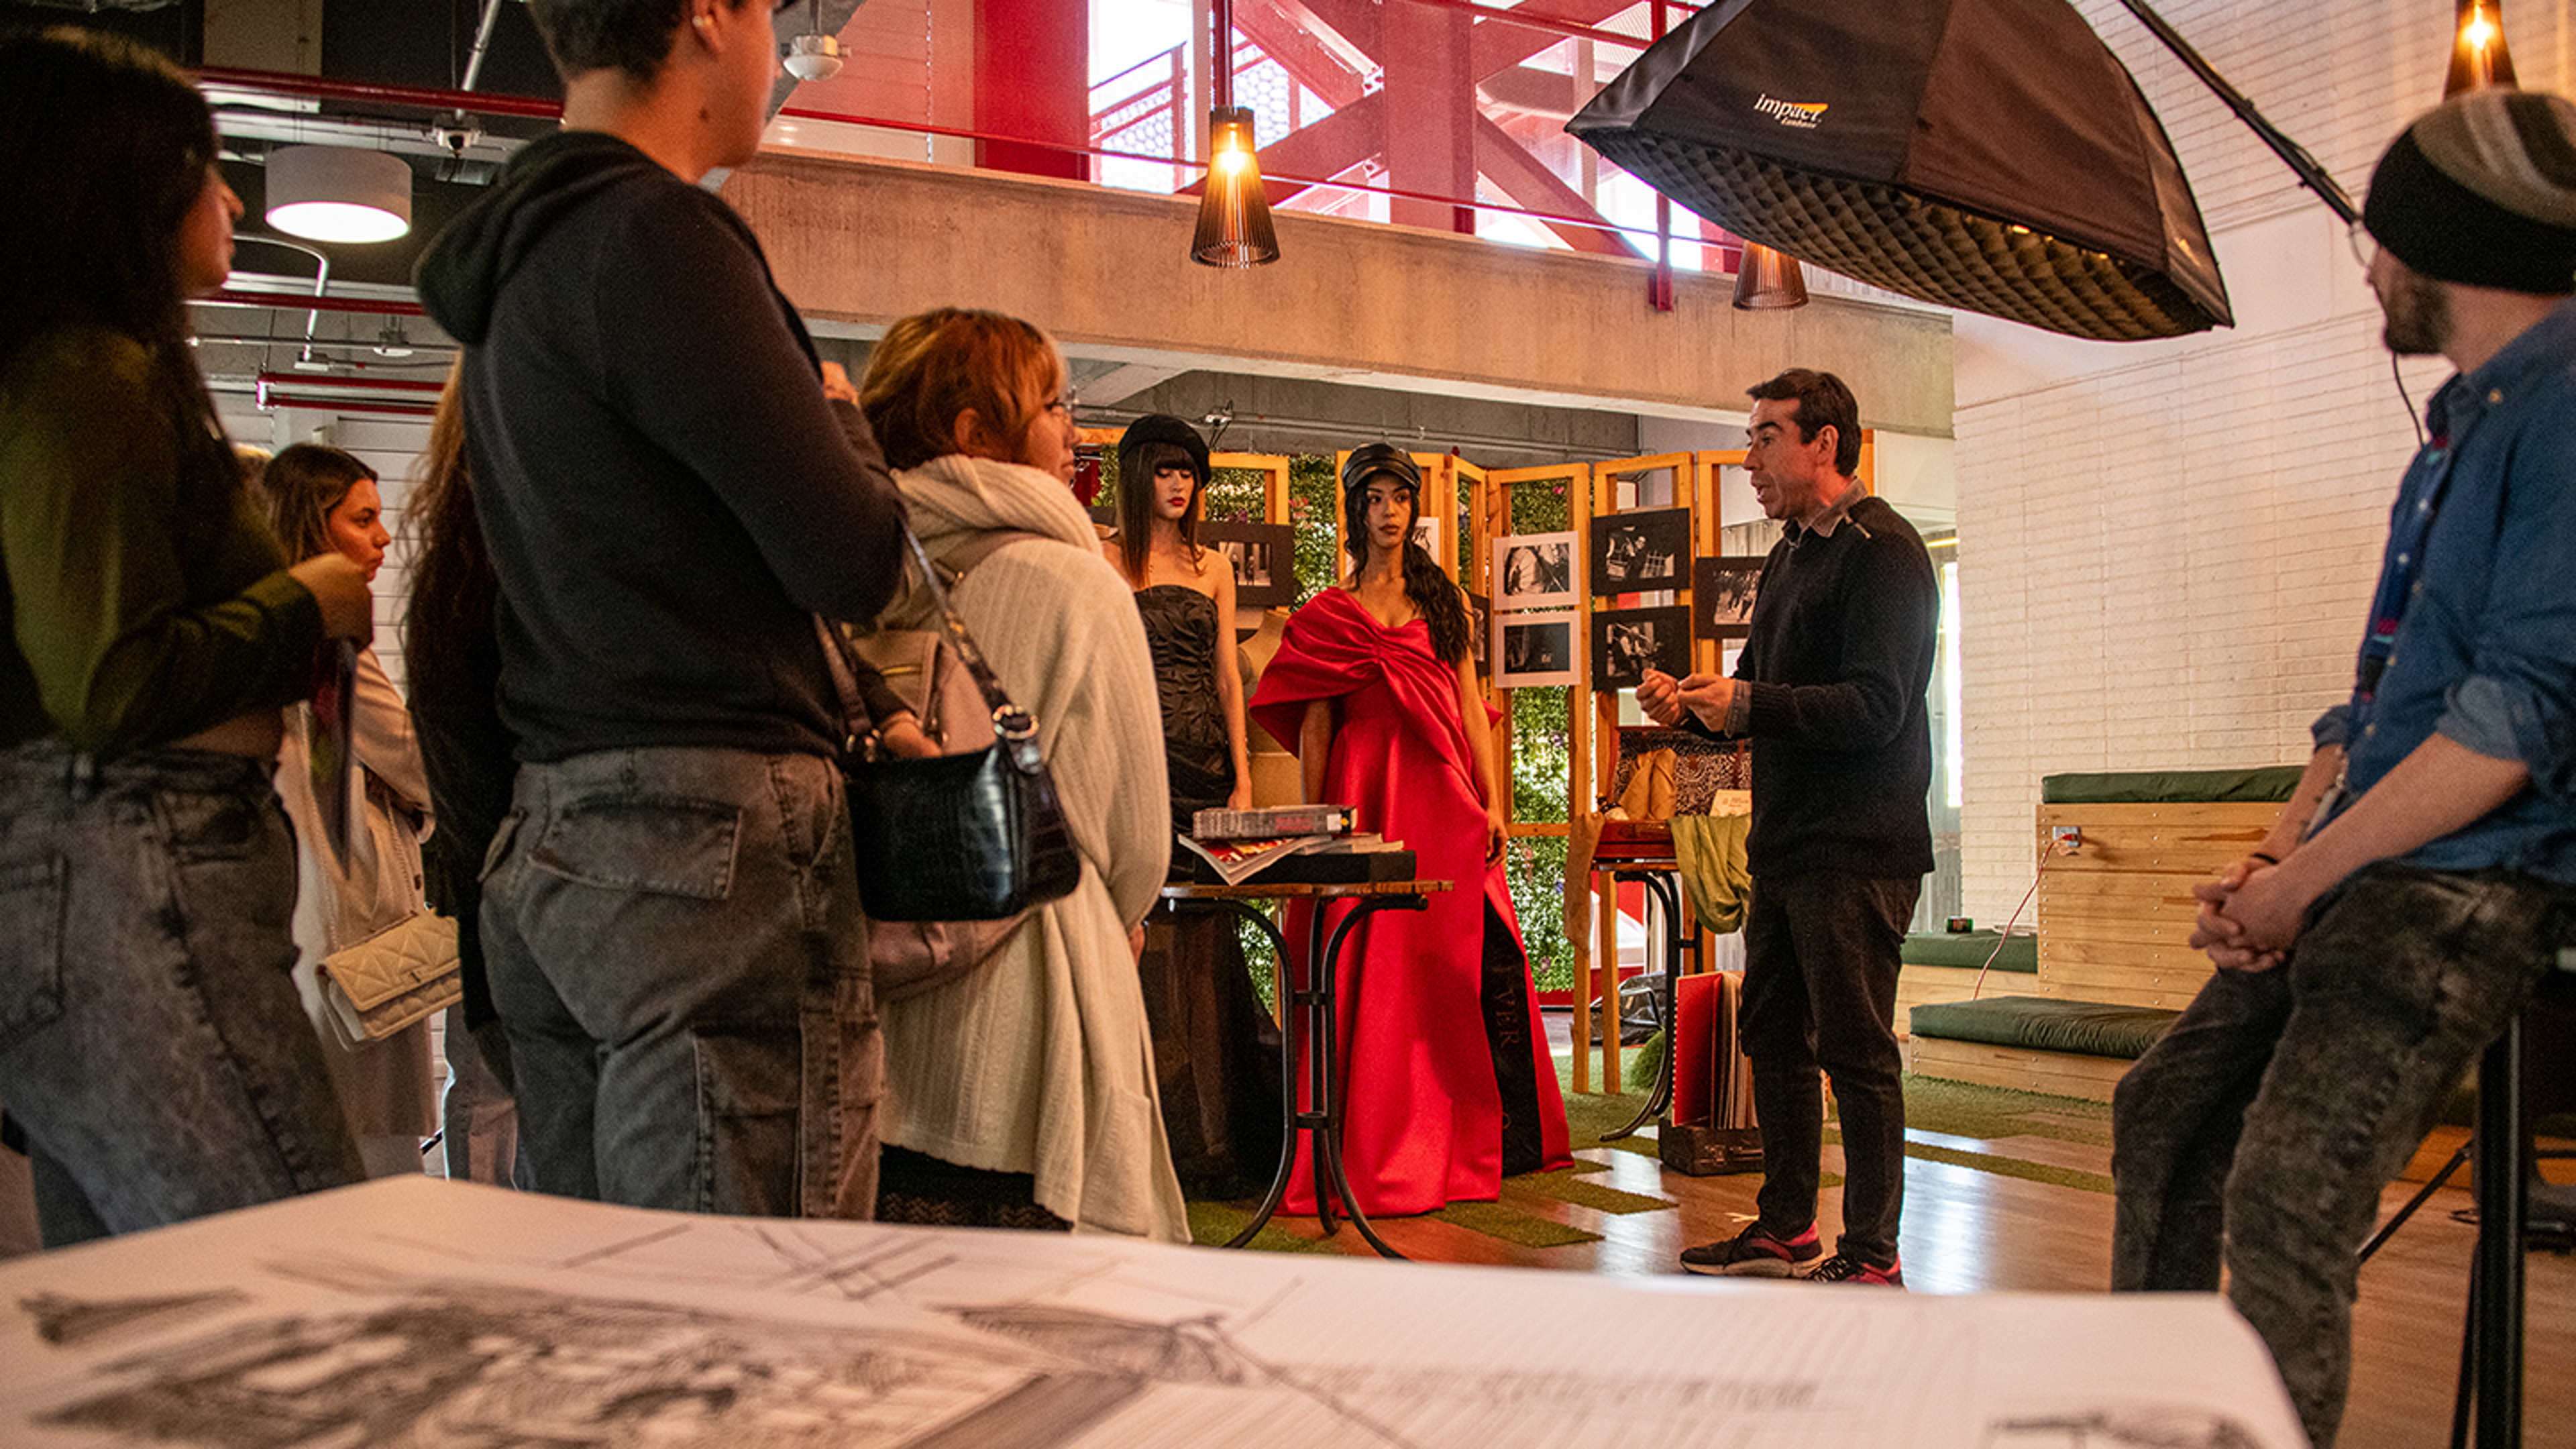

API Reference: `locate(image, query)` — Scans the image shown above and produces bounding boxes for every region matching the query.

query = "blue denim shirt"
[2311,294,2576,883]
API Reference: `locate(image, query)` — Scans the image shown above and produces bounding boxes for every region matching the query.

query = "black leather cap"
[1340,442,1421,494]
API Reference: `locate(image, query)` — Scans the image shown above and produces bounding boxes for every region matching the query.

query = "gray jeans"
[0,740,364,1245]
[2112,862,2572,1449]
[481,746,878,1218]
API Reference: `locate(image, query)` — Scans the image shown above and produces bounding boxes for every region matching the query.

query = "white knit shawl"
[873,453,1185,1240]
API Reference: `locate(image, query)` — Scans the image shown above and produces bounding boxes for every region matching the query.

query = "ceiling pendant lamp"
[2444,0,2518,96]
[1732,241,1809,310]
[784,0,844,81]
[1191,0,1279,268]
[264,144,411,244]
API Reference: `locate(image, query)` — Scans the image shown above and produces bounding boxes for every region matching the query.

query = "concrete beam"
[723,150,1955,437]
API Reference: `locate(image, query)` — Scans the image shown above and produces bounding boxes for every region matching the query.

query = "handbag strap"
[820,525,1049,765]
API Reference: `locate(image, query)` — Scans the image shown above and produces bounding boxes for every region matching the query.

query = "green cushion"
[2040,767,2304,804]
[1901,930,2039,973]
[1909,995,2177,1060]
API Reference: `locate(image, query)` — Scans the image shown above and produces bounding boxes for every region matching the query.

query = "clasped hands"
[2189,853,2318,973]
[1635,667,1733,732]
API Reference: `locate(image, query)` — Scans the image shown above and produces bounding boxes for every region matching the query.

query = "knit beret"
[2363,88,2576,294]
[1117,413,1209,488]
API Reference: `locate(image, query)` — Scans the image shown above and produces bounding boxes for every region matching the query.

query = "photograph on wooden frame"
[1201,520,1296,609]
[1495,612,1580,689]
[1466,592,1492,676]
[1494,531,1577,610]
[1411,513,1442,570]
[1591,605,1691,693]
[1589,506,1690,594]
[1693,555,1766,638]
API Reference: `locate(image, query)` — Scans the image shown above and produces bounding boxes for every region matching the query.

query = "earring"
[692,12,710,27]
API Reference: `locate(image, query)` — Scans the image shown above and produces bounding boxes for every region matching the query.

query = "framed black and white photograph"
[1589,506,1690,595]
[1693,555,1766,638]
[1466,592,1492,676]
[1201,520,1296,610]
[1591,605,1691,693]
[1494,531,1577,611]
[1411,513,1443,571]
[1495,612,1580,689]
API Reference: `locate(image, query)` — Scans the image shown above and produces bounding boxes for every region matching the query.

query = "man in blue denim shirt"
[2112,89,2576,1448]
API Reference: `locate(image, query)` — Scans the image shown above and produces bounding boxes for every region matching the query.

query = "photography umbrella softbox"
[1567,0,2231,340]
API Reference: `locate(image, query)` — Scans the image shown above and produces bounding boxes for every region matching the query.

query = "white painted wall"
[1951,0,2569,922]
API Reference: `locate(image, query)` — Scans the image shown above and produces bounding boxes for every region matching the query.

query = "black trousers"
[1739,870,1917,1265]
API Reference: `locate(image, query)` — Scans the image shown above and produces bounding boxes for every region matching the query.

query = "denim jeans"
[1739,869,1918,1265]
[2112,862,2572,1448]
[0,740,365,1246]
[480,746,877,1218]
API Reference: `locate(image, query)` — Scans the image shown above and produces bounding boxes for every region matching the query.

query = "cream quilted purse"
[317,911,462,1049]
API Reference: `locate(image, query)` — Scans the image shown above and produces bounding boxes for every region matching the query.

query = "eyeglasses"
[1044,391,1079,426]
[2348,221,2379,272]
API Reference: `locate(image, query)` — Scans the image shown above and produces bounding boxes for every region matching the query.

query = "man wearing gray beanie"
[2112,87,2576,1449]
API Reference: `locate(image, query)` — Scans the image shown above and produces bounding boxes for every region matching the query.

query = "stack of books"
[1178,804,1410,885]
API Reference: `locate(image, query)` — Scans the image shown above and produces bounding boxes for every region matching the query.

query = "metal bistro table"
[1588,822,1702,1140]
[1157,866,1448,1259]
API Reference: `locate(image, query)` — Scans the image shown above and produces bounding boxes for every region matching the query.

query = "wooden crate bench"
[1903,767,2301,1102]
[1894,930,2037,1034]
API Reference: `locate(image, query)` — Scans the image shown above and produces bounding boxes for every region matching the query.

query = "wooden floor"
[1242,1021,2576,1449]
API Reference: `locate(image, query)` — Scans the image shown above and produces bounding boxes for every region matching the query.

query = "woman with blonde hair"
[856,308,1184,1239]
[256,442,440,1178]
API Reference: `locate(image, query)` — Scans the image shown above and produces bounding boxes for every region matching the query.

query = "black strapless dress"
[1135,584,1235,835]
[1129,583,1281,1189]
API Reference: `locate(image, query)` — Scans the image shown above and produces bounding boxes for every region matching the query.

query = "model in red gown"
[1250,587,1573,1216]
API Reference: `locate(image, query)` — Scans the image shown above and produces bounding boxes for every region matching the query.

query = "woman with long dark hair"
[0,28,374,1242]
[1102,415,1279,1189]
[403,364,526,1186]
[1248,443,1571,1217]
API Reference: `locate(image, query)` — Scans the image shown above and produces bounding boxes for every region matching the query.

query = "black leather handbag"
[830,529,1080,923]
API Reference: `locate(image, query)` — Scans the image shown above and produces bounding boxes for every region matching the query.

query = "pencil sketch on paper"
[0,1180,2308,1449]
[13,1264,1954,1449]
[17,1289,247,1348]
[1984,1405,2266,1449]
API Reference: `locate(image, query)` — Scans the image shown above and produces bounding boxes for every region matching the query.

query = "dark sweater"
[1688,492,1937,879]
[1,324,321,757]
[415,131,906,764]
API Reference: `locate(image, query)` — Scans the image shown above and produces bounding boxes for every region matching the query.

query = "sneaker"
[1678,1222,1823,1277]
[1809,1252,1905,1287]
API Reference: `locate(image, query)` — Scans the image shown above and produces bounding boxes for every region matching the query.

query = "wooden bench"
[1903,767,2301,1102]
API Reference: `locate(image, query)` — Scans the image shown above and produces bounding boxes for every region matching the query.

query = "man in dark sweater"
[1640,368,1937,1286]
[414,0,906,1218]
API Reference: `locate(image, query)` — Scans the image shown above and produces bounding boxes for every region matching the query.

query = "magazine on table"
[1175,830,1401,885]
[1190,802,1358,841]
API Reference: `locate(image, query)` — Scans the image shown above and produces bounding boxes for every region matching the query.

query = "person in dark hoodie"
[413,0,907,1218]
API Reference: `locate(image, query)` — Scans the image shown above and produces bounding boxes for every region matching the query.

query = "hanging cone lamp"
[1191,0,1279,268]
[1732,241,1810,309]
[2444,0,2518,96]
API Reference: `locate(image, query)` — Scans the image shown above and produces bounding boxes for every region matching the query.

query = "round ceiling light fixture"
[264,145,412,244]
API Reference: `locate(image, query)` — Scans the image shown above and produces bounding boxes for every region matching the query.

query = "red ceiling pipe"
[201,289,428,317]
[253,394,439,419]
[254,372,446,393]
[775,106,1649,246]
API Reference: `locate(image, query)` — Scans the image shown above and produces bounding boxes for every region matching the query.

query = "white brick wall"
[1953,1,2572,923]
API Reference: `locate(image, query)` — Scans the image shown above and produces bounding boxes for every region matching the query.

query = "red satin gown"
[1249,588,1572,1216]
